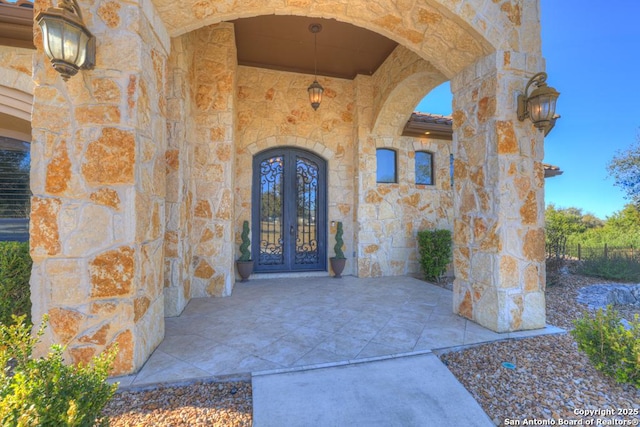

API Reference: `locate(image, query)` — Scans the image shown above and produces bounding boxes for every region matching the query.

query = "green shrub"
[571,306,640,388]
[417,229,452,282]
[577,253,640,283]
[0,242,32,325]
[238,220,251,262]
[0,315,118,426]
[333,221,345,259]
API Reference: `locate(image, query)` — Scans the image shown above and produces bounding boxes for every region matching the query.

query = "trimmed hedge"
[0,242,31,325]
[417,229,452,282]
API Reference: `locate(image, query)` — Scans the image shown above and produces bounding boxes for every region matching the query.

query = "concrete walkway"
[112,275,563,425]
[115,276,561,388]
[253,352,494,427]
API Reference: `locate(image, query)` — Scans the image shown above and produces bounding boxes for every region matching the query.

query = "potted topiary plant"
[330,221,346,278]
[236,220,253,282]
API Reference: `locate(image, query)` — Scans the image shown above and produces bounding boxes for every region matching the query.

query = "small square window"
[415,151,433,185]
[376,148,397,183]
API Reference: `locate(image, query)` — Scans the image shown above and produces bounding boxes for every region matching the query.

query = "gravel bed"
[101,272,638,426]
[441,272,640,426]
[103,381,252,426]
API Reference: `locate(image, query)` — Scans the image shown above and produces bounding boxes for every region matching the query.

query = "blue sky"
[417,1,640,220]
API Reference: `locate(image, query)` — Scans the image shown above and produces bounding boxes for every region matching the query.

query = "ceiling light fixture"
[307,23,324,111]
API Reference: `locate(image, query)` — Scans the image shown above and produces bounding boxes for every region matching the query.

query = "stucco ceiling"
[231,15,398,80]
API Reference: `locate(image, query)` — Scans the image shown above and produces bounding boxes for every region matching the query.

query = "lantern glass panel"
[62,23,83,65]
[41,19,65,60]
[527,94,552,123]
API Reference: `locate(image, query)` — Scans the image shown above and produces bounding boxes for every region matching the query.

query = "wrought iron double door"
[252,148,327,272]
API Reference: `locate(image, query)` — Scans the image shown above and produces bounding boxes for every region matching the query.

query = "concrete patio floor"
[114,275,562,389]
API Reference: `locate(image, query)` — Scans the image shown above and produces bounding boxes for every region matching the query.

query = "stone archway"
[154,0,505,79]
[356,48,454,278]
[28,0,549,374]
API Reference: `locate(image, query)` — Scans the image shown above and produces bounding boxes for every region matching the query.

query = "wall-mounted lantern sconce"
[517,72,560,136]
[307,23,324,110]
[36,0,95,81]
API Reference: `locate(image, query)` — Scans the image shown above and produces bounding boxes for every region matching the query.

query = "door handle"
[290,225,294,235]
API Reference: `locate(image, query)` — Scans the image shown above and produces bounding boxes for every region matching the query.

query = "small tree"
[607,133,640,207]
[545,204,587,258]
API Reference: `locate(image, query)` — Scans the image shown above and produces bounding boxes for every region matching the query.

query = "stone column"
[187,23,237,298]
[352,74,378,277]
[164,35,195,317]
[30,0,170,375]
[451,52,546,332]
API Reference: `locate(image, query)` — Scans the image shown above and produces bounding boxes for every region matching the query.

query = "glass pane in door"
[258,156,284,267]
[295,156,319,265]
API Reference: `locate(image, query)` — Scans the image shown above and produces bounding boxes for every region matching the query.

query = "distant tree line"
[545,204,640,251]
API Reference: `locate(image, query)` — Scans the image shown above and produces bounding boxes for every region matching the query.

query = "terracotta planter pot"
[330,257,346,278]
[236,260,254,282]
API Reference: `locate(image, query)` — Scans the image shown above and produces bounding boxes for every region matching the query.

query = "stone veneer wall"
[233,46,456,279]
[30,0,169,375]
[0,45,33,95]
[163,34,195,317]
[451,50,546,332]
[24,0,549,374]
[188,24,237,298]
[164,23,238,314]
[235,65,356,276]
[357,46,454,277]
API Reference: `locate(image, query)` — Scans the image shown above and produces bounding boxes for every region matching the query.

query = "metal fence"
[547,240,639,261]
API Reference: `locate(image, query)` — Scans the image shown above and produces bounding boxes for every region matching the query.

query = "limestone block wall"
[0,45,33,94]
[357,136,453,277]
[451,51,546,332]
[164,34,196,316]
[30,0,169,375]
[235,66,356,276]
[186,23,237,298]
[356,45,453,277]
[21,1,548,367]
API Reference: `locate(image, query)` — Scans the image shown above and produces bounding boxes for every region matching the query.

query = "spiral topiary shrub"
[333,221,345,259]
[238,220,251,262]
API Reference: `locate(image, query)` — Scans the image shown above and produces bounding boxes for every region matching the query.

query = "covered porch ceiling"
[231,15,398,80]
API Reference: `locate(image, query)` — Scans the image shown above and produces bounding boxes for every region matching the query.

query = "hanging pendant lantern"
[307,23,324,110]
